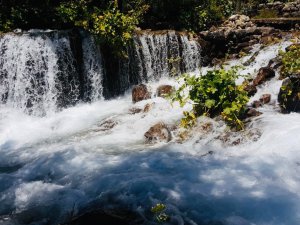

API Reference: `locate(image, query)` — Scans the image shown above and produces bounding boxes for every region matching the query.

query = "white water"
[133,31,201,81]
[1,38,300,225]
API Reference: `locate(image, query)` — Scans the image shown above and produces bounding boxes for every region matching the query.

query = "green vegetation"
[57,0,148,54]
[279,44,300,79]
[172,67,249,130]
[151,203,169,223]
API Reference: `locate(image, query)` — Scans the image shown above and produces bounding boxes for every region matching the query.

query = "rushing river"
[0,31,300,225]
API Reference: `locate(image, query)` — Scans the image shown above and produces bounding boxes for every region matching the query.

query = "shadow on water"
[1,146,299,225]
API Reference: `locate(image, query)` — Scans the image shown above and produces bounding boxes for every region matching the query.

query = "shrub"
[172,67,249,130]
[279,44,300,79]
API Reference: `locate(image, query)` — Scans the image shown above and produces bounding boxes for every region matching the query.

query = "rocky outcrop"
[253,67,275,86]
[144,123,172,144]
[278,75,300,113]
[258,0,300,18]
[156,85,173,97]
[132,84,151,103]
[199,15,276,61]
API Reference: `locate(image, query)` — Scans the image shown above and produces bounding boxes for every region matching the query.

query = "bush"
[279,44,300,79]
[172,67,249,130]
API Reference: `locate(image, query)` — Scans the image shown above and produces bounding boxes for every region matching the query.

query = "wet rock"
[244,84,257,96]
[97,119,118,132]
[144,123,172,143]
[252,100,263,108]
[246,108,263,117]
[143,102,155,113]
[278,75,300,113]
[132,84,151,103]
[156,85,173,97]
[253,67,275,86]
[129,107,142,114]
[259,94,271,104]
[268,56,282,70]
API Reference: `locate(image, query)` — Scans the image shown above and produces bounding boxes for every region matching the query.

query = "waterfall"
[130,30,201,82]
[0,30,104,116]
[81,32,104,102]
[0,29,201,115]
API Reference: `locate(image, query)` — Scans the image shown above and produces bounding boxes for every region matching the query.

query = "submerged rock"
[144,123,172,144]
[129,107,143,114]
[132,84,151,103]
[253,67,275,86]
[97,119,118,132]
[278,75,300,113]
[156,85,173,97]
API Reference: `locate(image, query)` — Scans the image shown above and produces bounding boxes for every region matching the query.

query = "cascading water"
[2,30,300,225]
[131,31,201,82]
[0,30,201,114]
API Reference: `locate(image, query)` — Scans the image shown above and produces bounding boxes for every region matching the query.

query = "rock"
[246,108,263,117]
[156,85,173,97]
[244,84,257,96]
[132,84,151,103]
[268,56,282,70]
[143,103,155,113]
[129,107,142,114]
[259,94,271,104]
[97,119,118,132]
[253,67,275,86]
[144,123,172,143]
[252,100,263,108]
[278,75,300,113]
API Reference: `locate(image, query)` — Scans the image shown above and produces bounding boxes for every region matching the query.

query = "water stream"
[0,31,300,225]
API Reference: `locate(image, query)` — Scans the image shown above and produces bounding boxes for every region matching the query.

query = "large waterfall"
[0,29,201,116]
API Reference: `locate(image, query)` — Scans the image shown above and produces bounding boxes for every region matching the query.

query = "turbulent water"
[0,31,300,225]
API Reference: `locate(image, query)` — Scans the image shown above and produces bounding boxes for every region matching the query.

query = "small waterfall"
[130,30,201,82]
[81,32,104,102]
[0,30,104,116]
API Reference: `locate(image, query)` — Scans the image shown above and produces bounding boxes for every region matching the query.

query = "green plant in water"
[151,203,169,223]
[171,67,249,130]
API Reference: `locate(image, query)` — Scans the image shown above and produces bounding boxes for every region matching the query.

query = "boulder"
[253,67,275,86]
[278,75,300,113]
[259,94,271,104]
[144,123,172,144]
[132,84,151,103]
[156,85,173,97]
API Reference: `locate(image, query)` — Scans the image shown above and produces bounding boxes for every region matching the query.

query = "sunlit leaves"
[172,67,249,130]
